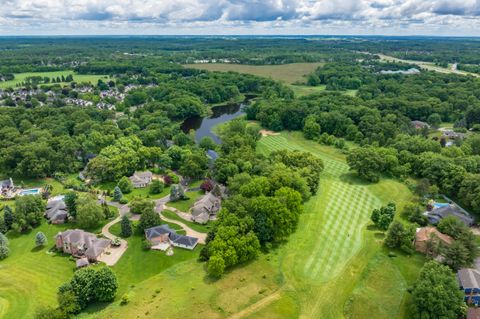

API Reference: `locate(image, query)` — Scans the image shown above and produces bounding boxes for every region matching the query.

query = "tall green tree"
[137,208,161,233]
[113,186,123,202]
[35,231,47,247]
[120,215,132,238]
[76,195,105,230]
[13,195,45,232]
[117,176,133,194]
[3,205,13,230]
[64,192,78,219]
[410,261,465,319]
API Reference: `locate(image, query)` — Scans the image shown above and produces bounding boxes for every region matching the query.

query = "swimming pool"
[434,203,449,208]
[19,188,41,196]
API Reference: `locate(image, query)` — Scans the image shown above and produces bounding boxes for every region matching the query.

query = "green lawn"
[0,222,75,318]
[167,190,204,212]
[0,71,108,88]
[255,132,421,318]
[162,210,210,233]
[289,84,326,97]
[96,183,171,202]
[184,63,323,84]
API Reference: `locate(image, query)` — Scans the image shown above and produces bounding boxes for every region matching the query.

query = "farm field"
[184,62,323,84]
[185,63,360,98]
[0,71,108,88]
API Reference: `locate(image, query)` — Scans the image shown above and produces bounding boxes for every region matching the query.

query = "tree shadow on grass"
[202,258,257,285]
[374,232,385,239]
[339,172,375,186]
[30,246,44,253]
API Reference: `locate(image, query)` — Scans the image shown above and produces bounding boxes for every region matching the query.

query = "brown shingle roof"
[415,227,453,245]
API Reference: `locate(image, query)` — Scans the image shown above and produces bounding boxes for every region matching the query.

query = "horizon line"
[1,34,480,38]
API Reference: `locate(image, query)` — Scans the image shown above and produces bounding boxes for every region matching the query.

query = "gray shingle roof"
[428,204,474,226]
[46,197,68,222]
[458,268,480,289]
[0,178,13,188]
[144,225,198,249]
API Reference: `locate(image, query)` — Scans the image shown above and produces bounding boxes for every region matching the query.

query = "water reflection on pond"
[181,99,251,143]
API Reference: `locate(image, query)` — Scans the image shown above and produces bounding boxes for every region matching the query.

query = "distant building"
[45,195,68,224]
[56,229,110,262]
[191,192,221,224]
[0,178,14,197]
[411,120,431,130]
[414,227,453,255]
[442,130,466,140]
[458,258,480,305]
[144,225,198,250]
[129,171,153,188]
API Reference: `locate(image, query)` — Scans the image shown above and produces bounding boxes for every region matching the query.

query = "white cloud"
[0,0,479,35]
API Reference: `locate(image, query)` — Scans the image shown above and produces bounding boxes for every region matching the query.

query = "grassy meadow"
[184,63,323,85]
[253,132,422,319]
[0,71,108,88]
[184,63,359,98]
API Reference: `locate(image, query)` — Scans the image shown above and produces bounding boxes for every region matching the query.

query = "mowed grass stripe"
[258,133,382,283]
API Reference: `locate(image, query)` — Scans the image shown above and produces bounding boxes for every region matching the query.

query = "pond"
[181,96,254,143]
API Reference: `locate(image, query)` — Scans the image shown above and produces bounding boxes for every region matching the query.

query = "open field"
[167,190,204,212]
[254,132,422,318]
[184,63,360,98]
[85,254,282,319]
[0,222,75,318]
[184,63,323,84]
[0,71,109,88]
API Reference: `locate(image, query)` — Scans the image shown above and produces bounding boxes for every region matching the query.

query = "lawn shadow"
[83,301,111,314]
[30,246,44,253]
[339,172,375,186]
[374,232,385,239]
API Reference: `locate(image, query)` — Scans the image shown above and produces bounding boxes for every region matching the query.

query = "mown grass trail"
[256,132,421,319]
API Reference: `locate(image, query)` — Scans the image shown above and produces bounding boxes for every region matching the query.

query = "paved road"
[99,216,128,266]
[101,194,207,253]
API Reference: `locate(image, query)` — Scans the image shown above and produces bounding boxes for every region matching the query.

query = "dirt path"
[227,290,282,319]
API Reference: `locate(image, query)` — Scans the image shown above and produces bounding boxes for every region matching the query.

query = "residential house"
[414,226,453,255]
[443,130,466,140]
[56,229,110,262]
[425,202,474,226]
[45,195,68,224]
[191,192,221,224]
[410,120,431,130]
[129,171,153,188]
[0,178,14,197]
[144,225,198,250]
[458,258,480,305]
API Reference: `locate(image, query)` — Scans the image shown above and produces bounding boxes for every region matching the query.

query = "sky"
[1,0,480,36]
